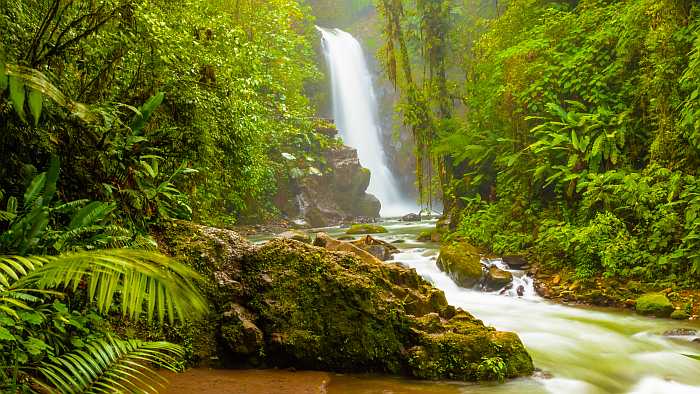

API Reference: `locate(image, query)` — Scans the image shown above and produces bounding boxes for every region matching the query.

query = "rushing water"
[318,27,417,217]
[169,220,700,393]
[318,220,700,394]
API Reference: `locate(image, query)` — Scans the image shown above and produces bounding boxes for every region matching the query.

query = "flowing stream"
[320,220,700,394]
[318,27,416,217]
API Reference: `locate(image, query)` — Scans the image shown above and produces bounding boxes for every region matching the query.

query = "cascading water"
[318,27,417,217]
[321,220,700,394]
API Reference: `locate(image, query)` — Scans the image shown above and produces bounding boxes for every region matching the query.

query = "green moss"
[671,309,689,320]
[635,293,674,317]
[346,224,388,234]
[436,242,483,287]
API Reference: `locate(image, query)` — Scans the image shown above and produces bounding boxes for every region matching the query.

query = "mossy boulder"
[247,239,533,379]
[671,309,690,320]
[483,266,513,291]
[635,293,674,318]
[436,242,484,288]
[417,230,440,243]
[158,224,533,381]
[346,224,388,235]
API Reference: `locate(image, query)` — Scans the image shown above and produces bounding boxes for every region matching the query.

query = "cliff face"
[157,222,534,381]
[274,124,381,227]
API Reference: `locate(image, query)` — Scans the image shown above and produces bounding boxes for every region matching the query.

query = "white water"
[325,220,700,394]
[318,27,417,217]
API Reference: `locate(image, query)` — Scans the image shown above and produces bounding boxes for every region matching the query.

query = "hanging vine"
[378,0,454,211]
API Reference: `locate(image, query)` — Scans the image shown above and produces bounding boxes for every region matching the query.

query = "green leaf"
[29,89,43,126]
[0,326,15,341]
[9,76,26,122]
[23,337,49,355]
[131,92,164,134]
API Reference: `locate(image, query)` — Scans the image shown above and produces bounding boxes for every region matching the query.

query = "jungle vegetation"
[377,0,700,287]
[0,0,325,391]
[3,0,700,391]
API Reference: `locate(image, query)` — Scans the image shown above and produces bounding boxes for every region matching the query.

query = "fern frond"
[38,336,183,394]
[13,250,207,323]
[0,255,48,287]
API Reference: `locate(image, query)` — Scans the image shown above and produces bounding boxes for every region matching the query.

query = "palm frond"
[0,255,48,287]
[38,336,183,394]
[12,250,207,323]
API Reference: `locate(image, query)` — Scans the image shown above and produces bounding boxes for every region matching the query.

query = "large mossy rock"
[436,242,484,288]
[159,223,533,381]
[248,239,533,379]
[635,293,674,317]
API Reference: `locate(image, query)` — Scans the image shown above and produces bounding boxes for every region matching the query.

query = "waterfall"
[318,27,416,218]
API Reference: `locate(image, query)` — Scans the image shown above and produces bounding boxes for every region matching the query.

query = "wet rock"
[346,224,388,235]
[273,132,381,226]
[417,230,440,243]
[436,242,483,288]
[671,309,690,320]
[663,328,697,336]
[502,255,528,269]
[483,266,513,291]
[250,239,533,380]
[635,293,674,318]
[277,230,312,244]
[401,213,421,222]
[392,239,406,244]
[350,235,399,261]
[160,224,534,381]
[221,304,264,356]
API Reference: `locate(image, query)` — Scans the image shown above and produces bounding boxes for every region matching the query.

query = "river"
[167,219,700,394]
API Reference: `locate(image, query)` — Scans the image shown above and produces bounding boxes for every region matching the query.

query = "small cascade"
[481,259,537,298]
[317,27,417,217]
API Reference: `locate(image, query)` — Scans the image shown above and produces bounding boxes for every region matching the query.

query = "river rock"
[662,328,697,336]
[670,309,690,320]
[158,223,534,381]
[436,242,483,288]
[483,266,513,291]
[502,255,528,269]
[401,213,421,222]
[350,235,399,261]
[346,224,388,235]
[635,293,674,318]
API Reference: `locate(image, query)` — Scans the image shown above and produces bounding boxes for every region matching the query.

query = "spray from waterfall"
[318,27,417,217]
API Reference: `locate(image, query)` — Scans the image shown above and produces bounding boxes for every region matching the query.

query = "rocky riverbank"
[152,221,533,382]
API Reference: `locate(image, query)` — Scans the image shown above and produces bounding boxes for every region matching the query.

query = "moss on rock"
[346,224,388,234]
[436,242,484,288]
[156,224,533,381]
[635,293,674,318]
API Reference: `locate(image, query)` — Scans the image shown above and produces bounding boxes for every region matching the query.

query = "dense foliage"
[1,0,322,227]
[0,0,327,390]
[379,0,700,287]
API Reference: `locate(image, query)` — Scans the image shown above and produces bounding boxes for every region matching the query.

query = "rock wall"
[274,124,381,227]
[157,222,534,381]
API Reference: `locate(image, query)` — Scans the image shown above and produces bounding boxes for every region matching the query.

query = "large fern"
[9,250,207,323]
[37,337,184,394]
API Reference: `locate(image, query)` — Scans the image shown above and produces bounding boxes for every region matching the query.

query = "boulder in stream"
[635,293,674,318]
[158,223,534,381]
[401,213,421,222]
[436,242,484,288]
[483,265,513,291]
[350,235,399,261]
[346,223,388,235]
